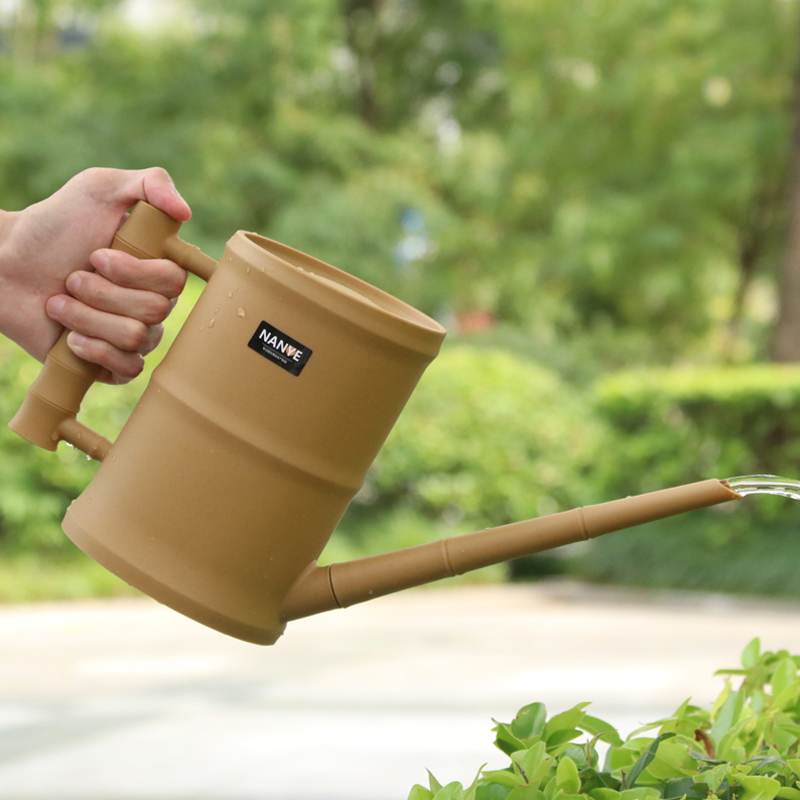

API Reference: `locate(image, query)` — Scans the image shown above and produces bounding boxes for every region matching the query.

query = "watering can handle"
[8,201,217,461]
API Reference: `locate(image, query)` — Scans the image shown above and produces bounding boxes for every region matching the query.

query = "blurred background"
[2,0,800,601]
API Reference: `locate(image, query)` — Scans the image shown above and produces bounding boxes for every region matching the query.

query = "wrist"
[0,205,14,237]
[0,209,23,342]
[0,208,19,269]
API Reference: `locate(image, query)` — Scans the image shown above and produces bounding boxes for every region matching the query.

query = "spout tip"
[719,478,744,500]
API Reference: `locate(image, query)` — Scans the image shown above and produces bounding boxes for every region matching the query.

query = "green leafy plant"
[409,639,800,800]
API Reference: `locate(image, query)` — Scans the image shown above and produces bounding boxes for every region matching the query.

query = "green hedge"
[594,365,800,496]
[573,364,800,597]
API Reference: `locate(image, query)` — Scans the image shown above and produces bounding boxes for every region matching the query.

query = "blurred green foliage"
[595,365,800,496]
[369,346,604,526]
[329,345,606,568]
[1,1,800,597]
[1,0,796,363]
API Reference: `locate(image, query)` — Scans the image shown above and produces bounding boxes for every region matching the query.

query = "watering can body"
[59,221,445,645]
[9,202,740,645]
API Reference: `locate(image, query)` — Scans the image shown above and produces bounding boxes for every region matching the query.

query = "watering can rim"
[231,231,448,345]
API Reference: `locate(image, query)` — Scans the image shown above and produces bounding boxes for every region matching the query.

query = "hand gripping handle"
[8,201,217,461]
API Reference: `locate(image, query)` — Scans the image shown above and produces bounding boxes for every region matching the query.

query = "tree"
[772,10,800,362]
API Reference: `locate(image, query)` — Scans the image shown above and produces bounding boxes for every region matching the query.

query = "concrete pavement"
[0,581,799,799]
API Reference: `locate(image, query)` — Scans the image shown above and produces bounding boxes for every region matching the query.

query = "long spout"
[281,479,741,622]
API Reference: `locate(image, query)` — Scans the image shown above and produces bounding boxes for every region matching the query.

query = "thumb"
[112,167,192,222]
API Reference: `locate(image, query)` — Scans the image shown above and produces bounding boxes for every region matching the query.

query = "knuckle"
[124,322,150,352]
[116,355,145,381]
[83,273,112,303]
[143,295,171,324]
[145,166,171,185]
[168,266,188,297]
[60,297,89,328]
[139,324,164,355]
[105,250,137,281]
[71,167,112,192]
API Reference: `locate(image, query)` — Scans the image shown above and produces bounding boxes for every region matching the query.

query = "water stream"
[723,475,800,500]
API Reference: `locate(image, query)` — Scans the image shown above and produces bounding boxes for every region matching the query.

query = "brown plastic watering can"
[8,203,742,645]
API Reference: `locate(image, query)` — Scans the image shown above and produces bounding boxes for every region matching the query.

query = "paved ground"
[0,581,799,800]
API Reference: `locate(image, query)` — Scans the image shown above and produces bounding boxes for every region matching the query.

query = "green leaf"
[562,744,593,771]
[513,741,551,784]
[433,783,467,800]
[476,785,512,800]
[409,785,435,800]
[580,715,624,747]
[785,757,800,777]
[608,747,637,773]
[771,658,799,705]
[743,639,762,669]
[689,750,726,766]
[664,778,708,800]
[645,740,699,780]
[711,683,733,723]
[710,689,744,746]
[626,733,676,788]
[744,756,789,775]
[590,790,621,800]
[429,771,445,793]
[619,789,660,800]
[505,787,540,800]
[512,704,548,741]
[546,704,591,738]
[495,724,526,757]
[556,756,581,794]
[739,776,782,800]
[482,770,525,789]
[776,789,800,800]
[547,729,583,750]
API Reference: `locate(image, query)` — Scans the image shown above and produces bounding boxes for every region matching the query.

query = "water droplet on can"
[208,319,216,328]
[237,308,246,317]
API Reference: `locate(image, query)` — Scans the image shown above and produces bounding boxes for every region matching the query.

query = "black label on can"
[248,321,312,376]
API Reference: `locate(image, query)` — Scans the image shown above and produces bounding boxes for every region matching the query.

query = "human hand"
[0,167,190,384]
